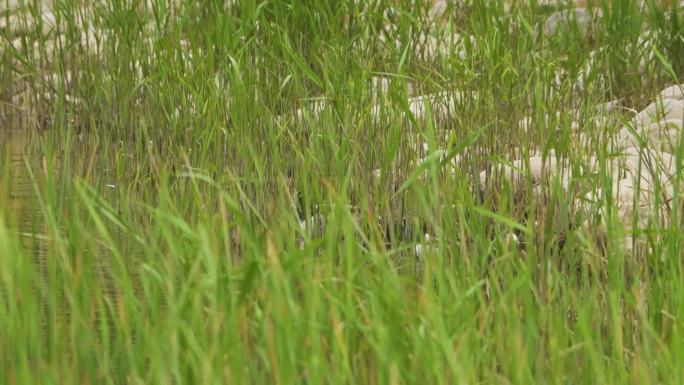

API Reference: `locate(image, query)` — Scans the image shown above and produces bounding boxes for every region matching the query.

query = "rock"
[632,98,684,128]
[597,99,622,114]
[621,147,677,191]
[619,119,683,150]
[0,0,22,14]
[428,0,449,21]
[370,76,415,100]
[543,8,601,37]
[282,89,468,130]
[380,28,472,61]
[0,8,56,39]
[488,91,681,254]
[480,152,569,192]
[660,84,684,100]
[405,91,463,120]
[287,99,329,126]
[422,31,471,60]
[370,91,467,122]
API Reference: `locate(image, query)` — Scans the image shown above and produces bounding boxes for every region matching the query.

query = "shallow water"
[0,115,45,256]
[0,114,51,352]
[0,118,135,370]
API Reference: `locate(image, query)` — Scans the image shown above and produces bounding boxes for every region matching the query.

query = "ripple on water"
[0,114,51,357]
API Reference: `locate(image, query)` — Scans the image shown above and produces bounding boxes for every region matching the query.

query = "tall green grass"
[1,0,683,383]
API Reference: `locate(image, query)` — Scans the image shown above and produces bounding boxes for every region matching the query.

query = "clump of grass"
[1,0,684,383]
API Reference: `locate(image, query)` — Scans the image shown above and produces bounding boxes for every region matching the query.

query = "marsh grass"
[1,0,684,383]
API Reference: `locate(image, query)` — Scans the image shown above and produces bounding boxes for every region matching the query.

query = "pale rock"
[635,32,658,74]
[599,99,622,113]
[660,84,684,100]
[370,76,415,100]
[632,98,684,128]
[428,0,449,21]
[406,91,458,120]
[481,153,568,191]
[494,88,681,254]
[371,91,466,122]
[379,24,472,61]
[0,7,56,38]
[0,0,22,14]
[283,89,466,128]
[543,8,600,37]
[289,99,329,126]
[619,119,683,150]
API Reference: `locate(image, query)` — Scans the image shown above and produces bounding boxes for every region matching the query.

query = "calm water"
[0,116,45,253]
[1,116,129,366]
[0,114,52,351]
[0,115,47,266]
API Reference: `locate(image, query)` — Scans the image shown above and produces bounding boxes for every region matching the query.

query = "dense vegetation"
[1,1,684,383]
